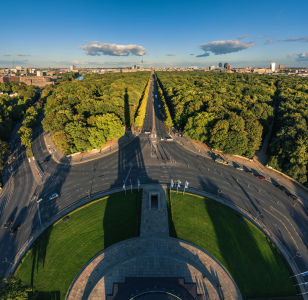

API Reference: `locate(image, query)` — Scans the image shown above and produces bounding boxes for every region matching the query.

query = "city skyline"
[1,0,308,68]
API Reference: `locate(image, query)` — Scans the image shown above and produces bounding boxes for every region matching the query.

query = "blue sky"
[1,0,308,68]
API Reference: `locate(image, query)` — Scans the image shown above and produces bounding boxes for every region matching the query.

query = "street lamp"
[3,258,13,265]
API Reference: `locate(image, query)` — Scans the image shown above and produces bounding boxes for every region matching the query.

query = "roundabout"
[1,74,308,299]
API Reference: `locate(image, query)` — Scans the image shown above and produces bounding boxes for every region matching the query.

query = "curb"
[8,186,308,299]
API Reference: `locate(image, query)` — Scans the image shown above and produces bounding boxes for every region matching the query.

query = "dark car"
[256,175,265,180]
[44,155,51,163]
[285,190,292,197]
[4,220,12,228]
[290,194,298,200]
[278,185,287,191]
[272,181,280,187]
[245,169,253,175]
[10,224,21,235]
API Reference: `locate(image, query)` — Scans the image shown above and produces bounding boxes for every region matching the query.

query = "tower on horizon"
[270,62,276,72]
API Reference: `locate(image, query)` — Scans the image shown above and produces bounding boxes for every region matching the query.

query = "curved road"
[0,74,308,296]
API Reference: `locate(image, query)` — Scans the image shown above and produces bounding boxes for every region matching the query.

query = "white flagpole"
[130,179,132,194]
[123,181,126,195]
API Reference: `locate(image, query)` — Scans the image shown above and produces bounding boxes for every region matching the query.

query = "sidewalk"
[43,131,137,165]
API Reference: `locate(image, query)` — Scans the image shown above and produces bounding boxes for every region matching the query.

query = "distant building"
[227,65,231,70]
[16,66,23,71]
[279,64,285,69]
[224,63,229,69]
[0,76,20,83]
[270,62,276,72]
[209,66,216,70]
[219,62,222,68]
[37,71,47,77]
[70,65,76,71]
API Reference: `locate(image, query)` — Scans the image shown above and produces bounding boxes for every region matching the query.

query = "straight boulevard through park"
[0,74,308,297]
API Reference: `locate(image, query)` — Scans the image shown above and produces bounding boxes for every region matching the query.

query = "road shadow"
[124,88,131,130]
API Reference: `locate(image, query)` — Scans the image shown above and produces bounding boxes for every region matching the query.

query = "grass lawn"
[168,191,298,299]
[16,190,142,300]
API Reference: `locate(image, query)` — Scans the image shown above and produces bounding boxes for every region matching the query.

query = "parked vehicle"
[256,175,265,180]
[235,166,244,171]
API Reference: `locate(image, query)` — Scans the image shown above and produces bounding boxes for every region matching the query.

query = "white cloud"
[16,53,30,56]
[197,39,254,56]
[3,54,11,56]
[287,53,295,58]
[79,41,147,56]
[167,53,176,56]
[238,34,249,39]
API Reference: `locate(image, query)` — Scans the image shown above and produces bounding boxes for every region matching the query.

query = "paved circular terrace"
[66,185,242,300]
[66,236,242,300]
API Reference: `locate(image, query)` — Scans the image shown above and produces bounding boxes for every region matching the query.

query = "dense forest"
[156,71,276,157]
[0,82,40,186]
[268,77,308,184]
[42,72,151,154]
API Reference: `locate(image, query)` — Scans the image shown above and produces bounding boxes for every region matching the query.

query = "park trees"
[156,71,275,157]
[42,72,150,154]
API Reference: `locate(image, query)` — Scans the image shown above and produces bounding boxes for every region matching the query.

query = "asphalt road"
[0,73,308,295]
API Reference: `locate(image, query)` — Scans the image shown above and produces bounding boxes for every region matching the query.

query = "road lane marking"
[270,206,308,253]
[124,165,132,185]
[264,208,300,251]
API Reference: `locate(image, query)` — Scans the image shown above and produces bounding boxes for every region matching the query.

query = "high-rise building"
[70,65,76,71]
[270,62,276,72]
[279,64,285,69]
[224,63,229,69]
[219,62,222,68]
